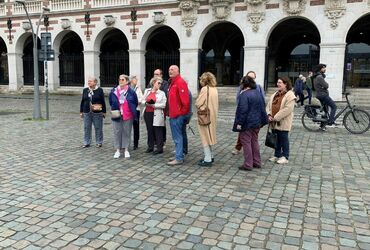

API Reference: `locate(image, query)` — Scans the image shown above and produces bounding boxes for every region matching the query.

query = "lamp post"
[16,0,50,119]
[7,18,12,43]
[84,12,91,39]
[130,8,137,36]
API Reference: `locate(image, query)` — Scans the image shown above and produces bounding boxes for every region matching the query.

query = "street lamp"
[16,0,50,119]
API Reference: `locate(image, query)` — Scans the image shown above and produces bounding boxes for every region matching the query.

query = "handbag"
[197,86,211,126]
[110,110,121,118]
[265,124,277,149]
[90,103,103,112]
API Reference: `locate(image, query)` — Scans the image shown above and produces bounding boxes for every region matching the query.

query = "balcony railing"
[138,0,176,3]
[91,0,130,8]
[13,0,43,15]
[0,4,5,16]
[50,0,83,11]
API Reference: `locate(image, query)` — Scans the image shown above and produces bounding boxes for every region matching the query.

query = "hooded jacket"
[313,73,329,98]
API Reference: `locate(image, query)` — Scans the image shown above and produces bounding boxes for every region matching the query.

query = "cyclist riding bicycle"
[313,63,338,127]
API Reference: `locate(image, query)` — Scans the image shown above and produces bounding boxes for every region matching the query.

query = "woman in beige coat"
[195,72,219,167]
[266,76,296,164]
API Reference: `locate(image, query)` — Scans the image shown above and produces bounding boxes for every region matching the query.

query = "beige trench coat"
[195,86,219,146]
[266,90,296,131]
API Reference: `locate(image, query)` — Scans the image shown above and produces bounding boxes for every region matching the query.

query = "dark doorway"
[22,36,44,85]
[100,29,129,87]
[0,38,8,85]
[145,26,180,87]
[267,18,320,88]
[59,32,84,86]
[200,22,244,86]
[344,14,370,89]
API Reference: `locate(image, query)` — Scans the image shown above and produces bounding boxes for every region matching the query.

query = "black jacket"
[80,87,107,113]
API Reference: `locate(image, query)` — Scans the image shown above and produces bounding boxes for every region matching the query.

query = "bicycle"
[301,93,370,134]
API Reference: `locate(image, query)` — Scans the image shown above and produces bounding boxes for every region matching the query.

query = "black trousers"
[133,110,140,147]
[144,112,164,151]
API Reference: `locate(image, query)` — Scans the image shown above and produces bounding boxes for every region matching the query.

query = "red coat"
[168,75,190,118]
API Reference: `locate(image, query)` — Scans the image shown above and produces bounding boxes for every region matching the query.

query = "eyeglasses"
[119,78,125,81]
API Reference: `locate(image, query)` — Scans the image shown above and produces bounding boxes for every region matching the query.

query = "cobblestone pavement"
[1,94,370,250]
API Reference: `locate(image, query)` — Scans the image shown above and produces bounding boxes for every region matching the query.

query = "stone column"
[49,52,59,91]
[83,50,100,87]
[319,43,346,101]
[243,45,267,88]
[7,52,23,91]
[128,49,145,90]
[179,48,199,97]
[214,55,224,86]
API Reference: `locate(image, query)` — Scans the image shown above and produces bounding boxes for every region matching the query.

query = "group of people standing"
[79,65,219,167]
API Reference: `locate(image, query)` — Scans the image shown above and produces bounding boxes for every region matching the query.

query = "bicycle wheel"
[301,112,322,132]
[343,109,370,134]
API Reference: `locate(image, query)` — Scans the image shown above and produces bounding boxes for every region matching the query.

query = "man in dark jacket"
[313,64,337,127]
[167,65,190,166]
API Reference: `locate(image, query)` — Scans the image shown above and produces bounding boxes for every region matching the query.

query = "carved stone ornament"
[246,0,268,32]
[324,0,346,29]
[178,0,200,37]
[248,11,265,32]
[153,11,166,24]
[104,15,116,26]
[22,21,31,31]
[61,19,71,29]
[209,0,234,20]
[283,0,306,16]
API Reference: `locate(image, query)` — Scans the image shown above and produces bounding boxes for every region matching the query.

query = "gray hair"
[119,74,129,82]
[88,76,98,84]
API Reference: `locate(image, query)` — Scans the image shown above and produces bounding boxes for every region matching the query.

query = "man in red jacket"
[167,65,190,166]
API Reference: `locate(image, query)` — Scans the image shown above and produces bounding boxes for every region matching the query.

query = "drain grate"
[0,111,26,116]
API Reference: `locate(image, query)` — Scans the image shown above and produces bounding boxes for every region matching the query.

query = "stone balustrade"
[91,0,130,8]
[49,0,83,11]
[13,0,43,14]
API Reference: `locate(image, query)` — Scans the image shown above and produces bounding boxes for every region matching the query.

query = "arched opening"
[22,35,44,85]
[267,18,320,88]
[100,29,129,87]
[0,38,8,85]
[59,32,84,86]
[200,22,244,86]
[344,14,370,89]
[145,26,180,86]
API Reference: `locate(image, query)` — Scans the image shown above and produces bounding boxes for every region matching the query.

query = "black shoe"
[238,166,253,171]
[212,158,214,163]
[145,148,154,153]
[81,144,90,148]
[96,144,102,148]
[133,146,138,150]
[198,160,212,167]
[153,150,163,155]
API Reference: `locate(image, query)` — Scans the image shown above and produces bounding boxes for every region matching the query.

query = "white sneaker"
[113,151,120,159]
[124,151,130,158]
[269,156,278,162]
[277,157,289,164]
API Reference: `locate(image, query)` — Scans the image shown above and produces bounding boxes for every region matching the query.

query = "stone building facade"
[0,0,369,100]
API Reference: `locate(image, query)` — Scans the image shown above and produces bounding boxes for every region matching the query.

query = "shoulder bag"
[197,86,211,126]
[265,124,277,149]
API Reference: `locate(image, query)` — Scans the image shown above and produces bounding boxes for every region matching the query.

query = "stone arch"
[0,37,8,85]
[199,21,245,86]
[266,17,321,87]
[343,13,370,89]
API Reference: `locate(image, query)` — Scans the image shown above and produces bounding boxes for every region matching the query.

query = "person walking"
[313,63,338,127]
[196,72,219,167]
[109,74,138,159]
[294,74,305,107]
[233,76,268,171]
[266,76,296,164]
[304,71,313,105]
[130,76,143,150]
[80,76,106,148]
[142,76,167,155]
[167,65,190,166]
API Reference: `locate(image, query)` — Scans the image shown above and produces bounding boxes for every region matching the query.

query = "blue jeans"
[170,116,186,161]
[317,95,337,124]
[304,88,312,104]
[273,130,289,159]
[83,112,103,145]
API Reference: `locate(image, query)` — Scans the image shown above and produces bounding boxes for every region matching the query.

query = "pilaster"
[83,50,100,87]
[179,48,199,96]
[243,45,267,88]
[7,52,23,91]
[128,49,146,90]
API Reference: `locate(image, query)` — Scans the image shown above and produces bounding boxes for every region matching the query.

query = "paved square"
[0,94,369,249]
